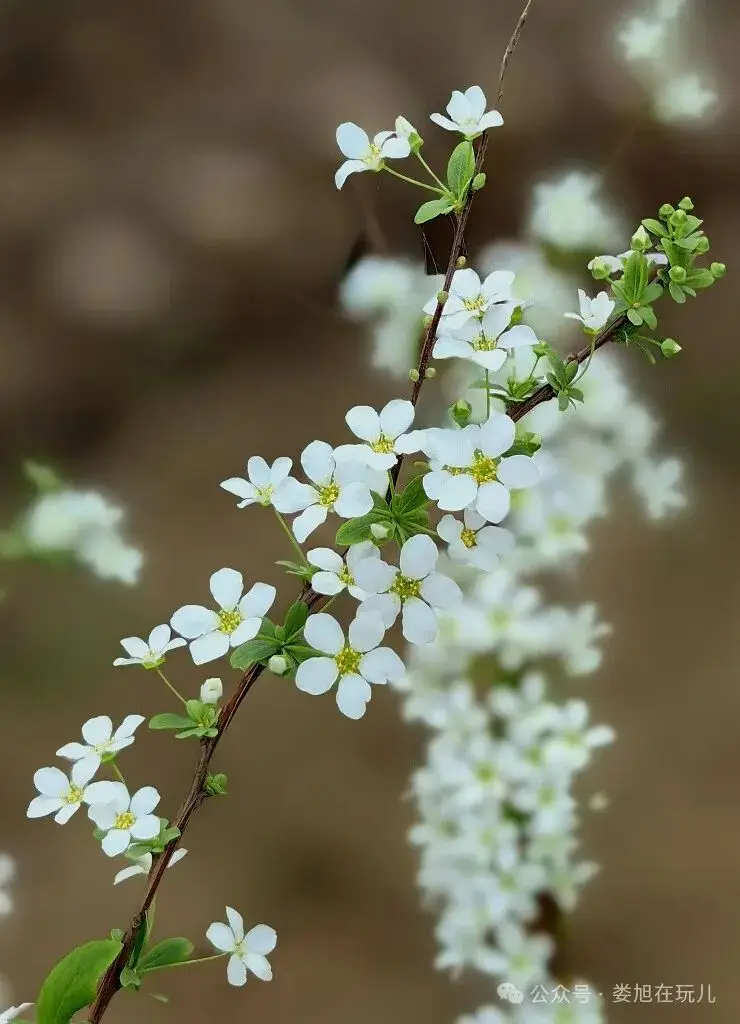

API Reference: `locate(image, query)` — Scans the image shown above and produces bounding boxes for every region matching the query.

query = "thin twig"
[88,4,541,1019]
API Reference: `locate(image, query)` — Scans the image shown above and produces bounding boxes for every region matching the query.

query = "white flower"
[200,678,223,704]
[528,171,624,252]
[633,456,685,519]
[564,289,615,332]
[334,123,410,189]
[56,714,145,776]
[206,907,276,986]
[113,848,187,885]
[113,624,186,668]
[422,417,539,523]
[87,783,161,857]
[277,441,374,543]
[296,612,404,718]
[617,17,666,62]
[430,85,503,139]
[437,510,514,570]
[343,399,416,470]
[433,304,536,372]
[353,534,462,646]
[27,761,114,824]
[394,115,418,142]
[170,568,276,665]
[307,541,379,599]
[220,457,295,509]
[654,72,717,124]
[0,1005,33,1023]
[424,268,514,330]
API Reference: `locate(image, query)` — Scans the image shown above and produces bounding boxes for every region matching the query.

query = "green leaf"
[394,475,429,514]
[642,281,663,305]
[138,938,194,974]
[668,281,686,304]
[640,305,658,330]
[284,601,309,639]
[684,268,714,289]
[627,308,644,326]
[335,514,387,546]
[446,140,476,199]
[37,939,122,1024]
[414,198,454,225]
[119,966,141,990]
[641,218,667,237]
[148,713,193,732]
[230,634,282,670]
[284,643,320,665]
[276,560,314,580]
[622,250,649,304]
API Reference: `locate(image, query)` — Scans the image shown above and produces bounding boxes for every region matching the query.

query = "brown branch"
[88,4,540,1019]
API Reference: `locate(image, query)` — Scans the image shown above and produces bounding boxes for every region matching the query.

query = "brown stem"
[88,4,540,1019]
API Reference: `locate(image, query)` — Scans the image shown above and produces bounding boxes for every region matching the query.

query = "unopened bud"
[678,196,694,211]
[589,257,611,281]
[669,265,686,283]
[659,203,675,219]
[436,290,449,305]
[471,172,486,191]
[660,338,682,358]
[422,314,434,328]
[450,399,472,427]
[456,256,467,268]
[200,677,223,705]
[695,236,710,254]
[268,654,288,677]
[424,366,436,379]
[669,209,688,228]
[409,368,420,382]
[711,261,726,278]
[370,522,392,540]
[630,225,650,251]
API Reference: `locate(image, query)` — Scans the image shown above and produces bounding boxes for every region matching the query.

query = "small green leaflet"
[138,937,194,974]
[414,197,454,225]
[446,140,476,202]
[36,938,122,1024]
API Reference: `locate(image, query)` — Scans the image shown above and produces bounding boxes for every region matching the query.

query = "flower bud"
[668,265,687,283]
[424,366,437,379]
[659,203,675,219]
[695,236,710,254]
[436,290,449,305]
[395,116,422,151]
[588,257,612,280]
[422,315,434,328]
[678,196,694,211]
[471,172,486,191]
[268,654,288,677]
[669,209,688,228]
[660,338,682,358]
[370,522,392,540]
[409,368,420,382]
[200,677,223,705]
[456,256,467,268]
[711,261,726,278]
[630,225,650,252]
[450,399,472,427]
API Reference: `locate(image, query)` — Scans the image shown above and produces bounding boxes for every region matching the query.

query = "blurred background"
[0,0,739,1020]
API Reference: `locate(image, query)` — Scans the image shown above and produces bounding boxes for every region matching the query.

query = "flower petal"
[229,617,261,645]
[239,582,276,619]
[81,716,113,746]
[352,557,396,594]
[33,767,69,798]
[114,714,146,741]
[27,796,61,818]
[333,482,373,519]
[148,624,172,651]
[479,414,516,457]
[119,636,150,659]
[336,122,370,159]
[336,674,372,719]
[400,534,438,580]
[348,612,385,652]
[437,474,478,511]
[401,597,438,646]
[310,571,344,596]
[246,456,271,486]
[304,613,344,655]
[189,631,230,665]
[170,605,220,639]
[498,454,540,489]
[360,593,400,628]
[55,742,89,761]
[475,480,511,523]
[359,646,405,684]
[244,953,273,981]
[420,572,463,610]
[295,657,339,695]
[226,906,244,942]
[220,478,257,505]
[307,547,344,573]
[210,568,243,611]
[102,829,132,857]
[245,924,277,955]
[379,399,414,438]
[207,922,236,953]
[292,504,327,543]
[130,786,160,817]
[345,405,381,442]
[379,137,411,160]
[271,479,316,514]
[301,440,335,486]
[131,814,161,841]
[335,159,367,189]
[227,953,248,986]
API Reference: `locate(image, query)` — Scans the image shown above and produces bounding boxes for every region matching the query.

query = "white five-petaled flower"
[424,268,515,331]
[170,568,276,665]
[307,541,379,599]
[113,848,187,885]
[353,534,462,646]
[433,302,536,372]
[276,441,374,543]
[430,85,503,139]
[422,416,539,523]
[206,907,277,986]
[344,399,417,470]
[113,624,186,668]
[87,783,161,857]
[0,1004,33,1023]
[56,714,145,777]
[27,761,114,824]
[334,123,410,190]
[437,509,515,571]
[296,612,404,718]
[220,456,295,510]
[564,289,615,332]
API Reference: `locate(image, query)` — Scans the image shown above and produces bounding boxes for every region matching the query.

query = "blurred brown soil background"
[1,0,739,1021]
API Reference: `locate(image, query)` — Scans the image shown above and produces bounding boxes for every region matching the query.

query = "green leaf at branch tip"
[284,600,309,639]
[393,475,429,514]
[23,459,64,494]
[276,559,314,580]
[36,938,123,1024]
[230,633,282,670]
[138,938,194,974]
[205,772,228,796]
[446,140,476,201]
[414,197,454,224]
[149,713,193,732]
[641,217,668,238]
